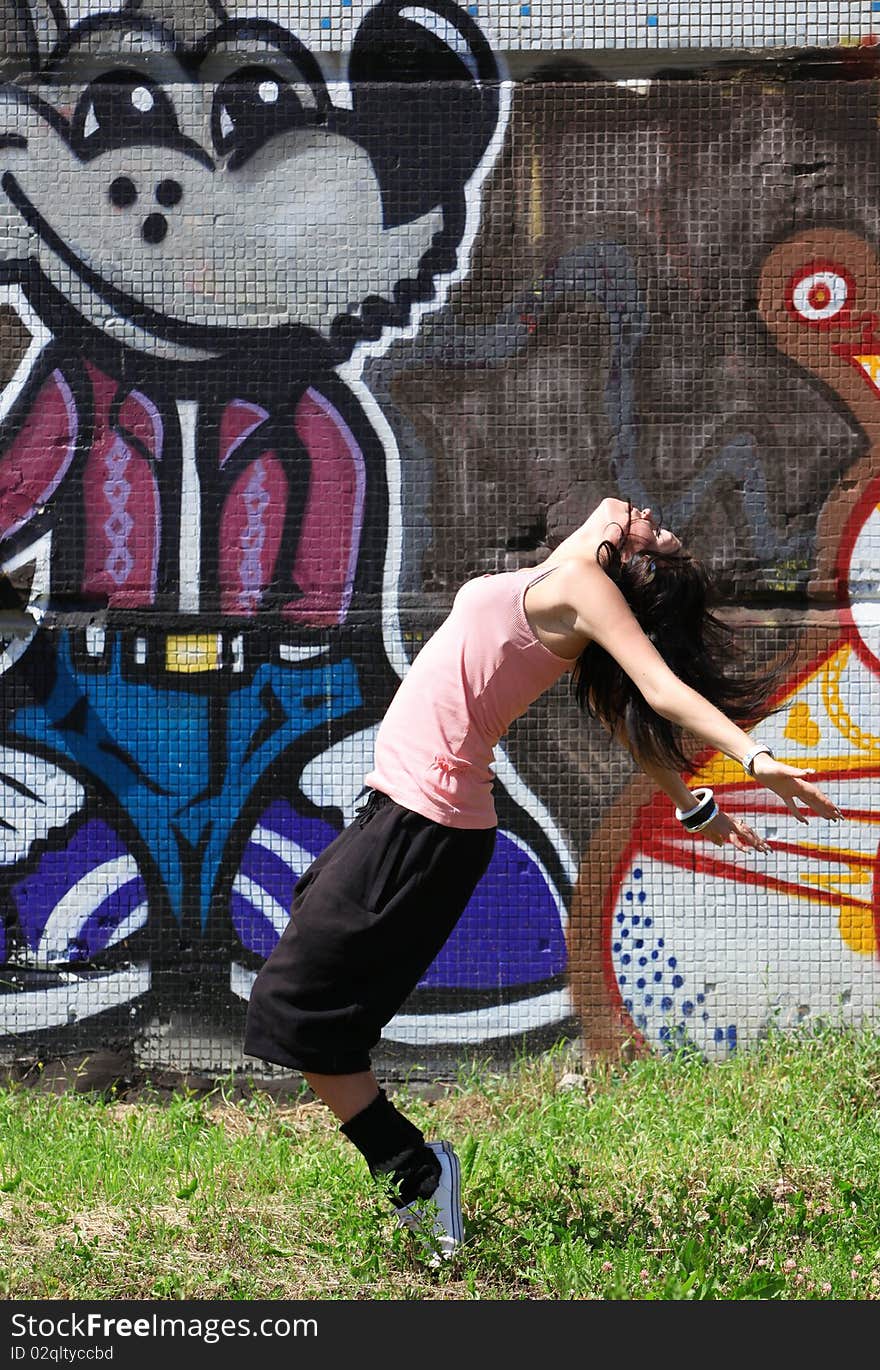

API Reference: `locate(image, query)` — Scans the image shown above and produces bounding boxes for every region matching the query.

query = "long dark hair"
[571,518,782,771]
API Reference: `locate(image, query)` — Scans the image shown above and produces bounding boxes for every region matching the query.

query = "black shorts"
[243,790,497,1075]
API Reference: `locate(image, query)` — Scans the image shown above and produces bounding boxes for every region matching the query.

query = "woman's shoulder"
[524,556,612,634]
[531,553,603,596]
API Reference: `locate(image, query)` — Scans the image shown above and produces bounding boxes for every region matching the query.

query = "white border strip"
[0,964,150,1034]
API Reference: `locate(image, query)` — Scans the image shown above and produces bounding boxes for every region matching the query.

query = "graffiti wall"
[0,2,877,1076]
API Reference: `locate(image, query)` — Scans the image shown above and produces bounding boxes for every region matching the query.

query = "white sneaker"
[394,1140,464,1265]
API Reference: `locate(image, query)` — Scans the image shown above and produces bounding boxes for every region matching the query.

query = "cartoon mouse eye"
[71,70,180,161]
[212,65,320,168]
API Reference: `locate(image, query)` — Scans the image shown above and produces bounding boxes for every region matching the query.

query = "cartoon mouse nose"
[141,214,168,245]
[107,176,183,244]
[140,182,183,244]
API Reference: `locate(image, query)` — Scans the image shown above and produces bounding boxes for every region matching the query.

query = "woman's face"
[593,497,682,557]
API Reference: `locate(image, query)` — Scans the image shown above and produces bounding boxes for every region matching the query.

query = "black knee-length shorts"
[243,790,497,1075]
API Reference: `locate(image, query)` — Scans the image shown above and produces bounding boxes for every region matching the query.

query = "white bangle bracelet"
[675,787,717,832]
[685,802,719,833]
[675,790,710,821]
[742,742,775,778]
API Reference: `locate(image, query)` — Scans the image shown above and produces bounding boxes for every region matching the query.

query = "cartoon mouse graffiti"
[0,0,572,1054]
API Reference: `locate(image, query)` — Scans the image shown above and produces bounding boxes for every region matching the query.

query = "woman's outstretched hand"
[698,809,774,853]
[749,752,842,825]
[691,755,842,854]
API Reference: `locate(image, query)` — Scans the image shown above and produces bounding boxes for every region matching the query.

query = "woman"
[244,496,840,1263]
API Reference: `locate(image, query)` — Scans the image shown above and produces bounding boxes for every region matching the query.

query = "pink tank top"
[365,565,574,828]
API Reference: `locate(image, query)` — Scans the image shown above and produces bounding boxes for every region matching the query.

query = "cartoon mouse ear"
[348,0,501,229]
[349,0,498,84]
[7,0,68,69]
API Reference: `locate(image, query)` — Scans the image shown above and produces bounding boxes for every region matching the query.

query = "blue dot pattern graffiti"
[612,865,737,1056]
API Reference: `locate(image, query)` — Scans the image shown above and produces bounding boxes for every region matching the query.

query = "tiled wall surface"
[4,3,880,57]
[0,4,877,1079]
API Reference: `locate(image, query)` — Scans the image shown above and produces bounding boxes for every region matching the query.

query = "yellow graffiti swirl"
[821,644,880,754]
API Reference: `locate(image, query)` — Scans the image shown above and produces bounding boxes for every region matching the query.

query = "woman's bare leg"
[307,1068,444,1225]
[303,1069,381,1124]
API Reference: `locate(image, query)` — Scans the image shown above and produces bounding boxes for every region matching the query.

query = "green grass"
[1,1026,879,1300]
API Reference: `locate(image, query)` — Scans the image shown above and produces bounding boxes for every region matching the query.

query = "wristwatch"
[741,742,774,778]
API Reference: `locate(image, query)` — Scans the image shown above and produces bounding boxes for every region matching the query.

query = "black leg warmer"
[340,1088,441,1206]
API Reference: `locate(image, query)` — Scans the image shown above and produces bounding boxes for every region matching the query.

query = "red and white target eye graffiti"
[787,264,854,326]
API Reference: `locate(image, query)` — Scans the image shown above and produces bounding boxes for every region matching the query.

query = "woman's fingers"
[735,820,772,853]
[700,811,772,853]
[785,798,809,824]
[763,766,842,822]
[789,778,841,821]
[698,776,842,857]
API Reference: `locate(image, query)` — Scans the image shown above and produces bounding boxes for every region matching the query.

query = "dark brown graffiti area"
[386,79,880,1060]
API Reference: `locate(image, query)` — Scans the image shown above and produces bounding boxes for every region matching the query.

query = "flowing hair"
[570,515,783,771]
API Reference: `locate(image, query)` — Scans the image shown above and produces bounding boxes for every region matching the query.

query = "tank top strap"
[515,563,572,664]
[522,563,562,591]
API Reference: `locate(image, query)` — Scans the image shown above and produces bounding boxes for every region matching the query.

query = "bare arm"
[563,559,840,826]
[607,719,774,852]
